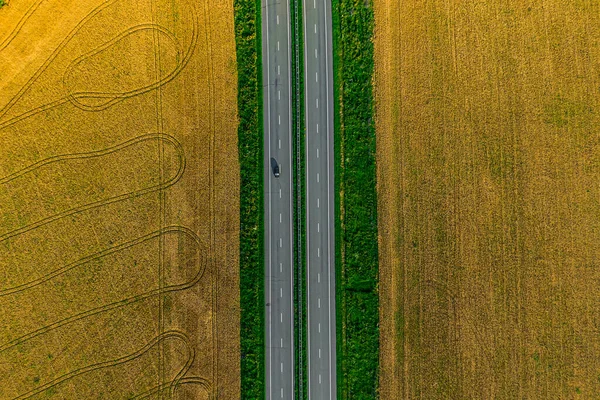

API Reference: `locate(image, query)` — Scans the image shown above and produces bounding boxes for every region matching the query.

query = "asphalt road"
[303,0,337,398]
[261,0,295,399]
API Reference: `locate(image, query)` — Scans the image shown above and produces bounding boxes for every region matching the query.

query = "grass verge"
[331,0,379,398]
[234,0,264,398]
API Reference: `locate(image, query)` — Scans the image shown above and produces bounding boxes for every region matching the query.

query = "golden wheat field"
[375,1,600,398]
[0,0,239,398]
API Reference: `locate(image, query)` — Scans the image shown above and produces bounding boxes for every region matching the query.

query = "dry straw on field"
[0,0,239,398]
[376,1,600,398]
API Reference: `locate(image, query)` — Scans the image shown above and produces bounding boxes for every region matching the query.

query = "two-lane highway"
[262,0,295,399]
[303,0,337,398]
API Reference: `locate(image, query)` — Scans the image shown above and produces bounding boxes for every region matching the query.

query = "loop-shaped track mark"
[132,376,212,400]
[0,226,194,297]
[63,23,184,112]
[0,225,207,355]
[12,330,195,400]
[0,0,199,127]
[0,133,186,244]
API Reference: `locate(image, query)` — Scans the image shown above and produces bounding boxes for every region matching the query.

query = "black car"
[271,157,280,178]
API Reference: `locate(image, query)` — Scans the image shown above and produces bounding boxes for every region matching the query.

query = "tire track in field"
[0,225,206,355]
[0,0,198,127]
[132,376,212,400]
[0,0,46,52]
[12,330,194,400]
[0,226,192,297]
[0,0,216,395]
[0,133,185,244]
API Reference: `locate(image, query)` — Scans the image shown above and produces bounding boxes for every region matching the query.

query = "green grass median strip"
[332,0,379,398]
[290,0,307,398]
[235,0,264,398]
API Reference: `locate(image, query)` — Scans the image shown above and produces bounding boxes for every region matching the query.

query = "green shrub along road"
[234,0,264,398]
[332,0,379,398]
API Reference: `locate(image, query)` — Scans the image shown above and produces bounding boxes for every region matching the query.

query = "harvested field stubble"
[376,1,600,398]
[0,0,239,398]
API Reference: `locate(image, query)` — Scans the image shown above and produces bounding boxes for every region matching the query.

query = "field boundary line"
[202,0,219,395]
[149,0,167,395]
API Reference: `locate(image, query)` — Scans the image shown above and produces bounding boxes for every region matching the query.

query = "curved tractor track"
[0,0,240,398]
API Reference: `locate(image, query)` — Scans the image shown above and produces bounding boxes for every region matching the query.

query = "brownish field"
[375,1,600,398]
[0,0,239,398]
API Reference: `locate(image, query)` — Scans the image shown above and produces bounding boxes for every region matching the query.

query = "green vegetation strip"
[290,0,307,397]
[332,0,379,398]
[0,1,6,9]
[234,0,264,398]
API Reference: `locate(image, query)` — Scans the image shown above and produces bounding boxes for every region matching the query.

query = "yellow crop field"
[0,0,239,398]
[375,1,600,398]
